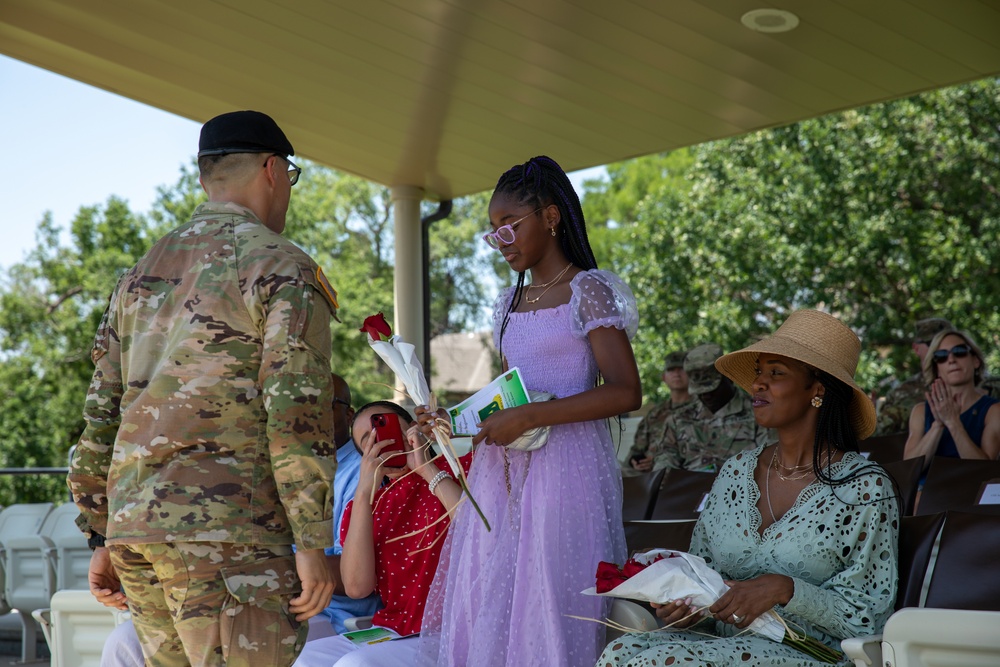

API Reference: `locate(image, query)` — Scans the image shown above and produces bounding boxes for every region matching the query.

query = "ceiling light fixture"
[740,9,800,33]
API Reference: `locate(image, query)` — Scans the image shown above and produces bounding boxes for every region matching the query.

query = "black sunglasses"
[933,344,971,364]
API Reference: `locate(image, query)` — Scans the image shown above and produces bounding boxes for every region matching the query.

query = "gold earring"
[811,396,823,408]
[550,227,557,237]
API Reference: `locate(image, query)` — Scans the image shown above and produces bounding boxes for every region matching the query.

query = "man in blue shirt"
[317,374,380,633]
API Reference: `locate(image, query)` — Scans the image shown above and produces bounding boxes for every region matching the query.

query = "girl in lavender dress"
[418,156,641,666]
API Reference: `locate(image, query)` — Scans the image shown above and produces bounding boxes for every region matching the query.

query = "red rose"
[360,312,393,342]
[595,561,627,593]
[621,558,648,579]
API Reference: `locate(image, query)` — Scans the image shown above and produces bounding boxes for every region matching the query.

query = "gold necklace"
[770,446,816,482]
[525,262,572,304]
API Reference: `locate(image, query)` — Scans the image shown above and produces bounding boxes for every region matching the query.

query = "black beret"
[198,110,294,157]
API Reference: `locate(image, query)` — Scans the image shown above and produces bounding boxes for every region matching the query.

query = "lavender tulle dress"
[419,270,638,667]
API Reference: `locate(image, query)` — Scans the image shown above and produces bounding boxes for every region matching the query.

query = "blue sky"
[1,54,606,273]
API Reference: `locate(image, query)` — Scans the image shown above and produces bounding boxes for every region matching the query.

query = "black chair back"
[622,519,697,557]
[650,469,717,520]
[882,457,924,516]
[917,457,1000,516]
[923,511,1000,611]
[858,431,907,464]
[895,512,945,609]
[621,469,667,521]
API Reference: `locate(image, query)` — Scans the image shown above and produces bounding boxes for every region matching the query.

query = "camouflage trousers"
[108,542,307,667]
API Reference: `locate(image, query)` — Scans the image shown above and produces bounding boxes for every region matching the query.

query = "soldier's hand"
[89,546,129,610]
[290,549,335,621]
[631,455,654,471]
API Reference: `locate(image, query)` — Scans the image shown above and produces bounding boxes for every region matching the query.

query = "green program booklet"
[342,626,404,645]
[448,367,531,436]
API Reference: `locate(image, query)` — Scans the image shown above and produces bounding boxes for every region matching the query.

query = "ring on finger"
[732,614,742,623]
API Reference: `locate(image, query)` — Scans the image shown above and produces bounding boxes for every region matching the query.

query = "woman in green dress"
[599,310,898,667]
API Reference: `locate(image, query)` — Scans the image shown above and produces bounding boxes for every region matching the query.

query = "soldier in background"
[875,317,953,436]
[69,111,339,667]
[654,343,774,472]
[624,349,695,475]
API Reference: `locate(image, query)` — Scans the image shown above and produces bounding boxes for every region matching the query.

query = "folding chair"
[4,502,75,661]
[649,469,717,520]
[881,458,923,517]
[623,519,696,557]
[858,432,907,464]
[916,457,1000,516]
[621,469,666,521]
[0,503,54,615]
[843,511,1000,667]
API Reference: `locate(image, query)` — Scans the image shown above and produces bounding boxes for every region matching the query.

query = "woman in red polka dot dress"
[292,401,471,667]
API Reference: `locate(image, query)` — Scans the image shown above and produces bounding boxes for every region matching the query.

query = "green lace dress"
[599,446,898,667]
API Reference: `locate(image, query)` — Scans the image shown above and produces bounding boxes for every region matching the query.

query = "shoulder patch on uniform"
[315,267,342,322]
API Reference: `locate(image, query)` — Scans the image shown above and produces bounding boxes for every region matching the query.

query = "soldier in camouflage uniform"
[653,343,775,472]
[68,111,340,667]
[623,349,695,475]
[875,318,953,436]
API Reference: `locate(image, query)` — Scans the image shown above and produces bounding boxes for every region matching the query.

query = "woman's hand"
[926,379,961,430]
[415,404,450,441]
[357,436,406,497]
[651,598,703,628]
[710,574,794,630]
[472,404,537,447]
[405,424,434,475]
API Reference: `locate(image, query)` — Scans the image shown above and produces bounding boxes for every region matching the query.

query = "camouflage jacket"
[68,202,338,550]
[875,374,924,436]
[653,392,775,472]
[627,397,697,462]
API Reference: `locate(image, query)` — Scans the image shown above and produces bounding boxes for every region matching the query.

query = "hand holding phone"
[370,413,408,468]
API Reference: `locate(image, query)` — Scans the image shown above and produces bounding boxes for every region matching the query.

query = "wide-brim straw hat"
[714,309,876,439]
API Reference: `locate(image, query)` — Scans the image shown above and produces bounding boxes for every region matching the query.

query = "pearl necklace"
[525,262,572,304]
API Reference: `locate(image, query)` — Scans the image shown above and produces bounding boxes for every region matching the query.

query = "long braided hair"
[495,156,598,358]
[811,370,899,510]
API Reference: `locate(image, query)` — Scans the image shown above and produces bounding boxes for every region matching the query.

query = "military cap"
[913,318,953,344]
[198,110,294,158]
[664,350,688,370]
[684,343,723,395]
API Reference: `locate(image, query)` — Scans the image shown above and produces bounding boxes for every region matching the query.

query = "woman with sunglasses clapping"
[904,329,1000,475]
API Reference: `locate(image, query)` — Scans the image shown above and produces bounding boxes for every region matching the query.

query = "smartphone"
[370,412,408,468]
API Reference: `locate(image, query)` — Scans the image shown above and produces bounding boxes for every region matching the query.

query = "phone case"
[371,413,408,468]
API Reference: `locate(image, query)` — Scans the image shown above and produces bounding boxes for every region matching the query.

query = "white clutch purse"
[505,390,554,452]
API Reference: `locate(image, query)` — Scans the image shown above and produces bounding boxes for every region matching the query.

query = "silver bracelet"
[427,470,449,494]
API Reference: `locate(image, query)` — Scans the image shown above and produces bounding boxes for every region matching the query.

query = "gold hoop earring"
[811,396,823,408]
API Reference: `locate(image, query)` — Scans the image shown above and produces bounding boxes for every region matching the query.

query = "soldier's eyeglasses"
[333,398,351,409]
[482,208,543,249]
[264,154,302,186]
[933,344,971,364]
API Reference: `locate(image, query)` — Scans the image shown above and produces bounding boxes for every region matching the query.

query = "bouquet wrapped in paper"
[360,313,490,530]
[584,549,842,663]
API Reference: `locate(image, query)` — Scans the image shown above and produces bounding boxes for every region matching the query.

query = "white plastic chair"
[879,608,1000,666]
[6,504,87,656]
[606,599,659,643]
[32,590,117,667]
[0,503,54,615]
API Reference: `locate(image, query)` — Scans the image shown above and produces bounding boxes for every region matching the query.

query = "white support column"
[391,185,425,367]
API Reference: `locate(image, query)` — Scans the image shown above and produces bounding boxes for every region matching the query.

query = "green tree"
[617,78,1000,399]
[0,199,153,503]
